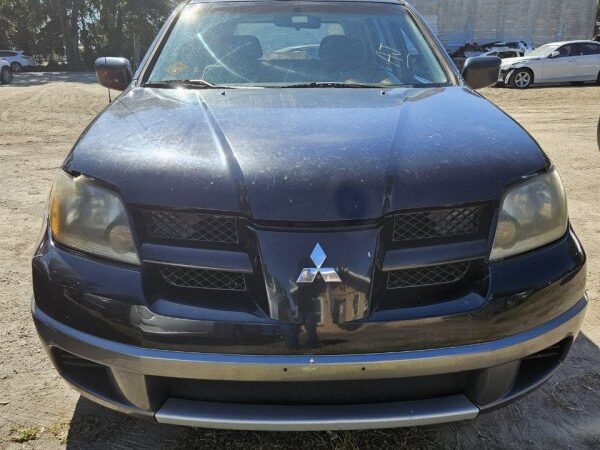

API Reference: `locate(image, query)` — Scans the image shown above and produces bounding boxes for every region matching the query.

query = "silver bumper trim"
[32,297,587,382]
[155,395,479,431]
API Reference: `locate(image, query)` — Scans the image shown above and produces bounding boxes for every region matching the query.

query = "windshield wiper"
[143,79,223,89]
[282,82,386,88]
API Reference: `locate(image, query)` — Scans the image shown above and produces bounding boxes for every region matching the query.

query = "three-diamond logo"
[296,243,342,284]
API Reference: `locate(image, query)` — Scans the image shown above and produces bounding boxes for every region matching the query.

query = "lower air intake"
[159,265,247,291]
[387,262,470,289]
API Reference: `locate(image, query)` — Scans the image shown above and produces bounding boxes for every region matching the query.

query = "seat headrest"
[318,35,364,61]
[225,35,263,60]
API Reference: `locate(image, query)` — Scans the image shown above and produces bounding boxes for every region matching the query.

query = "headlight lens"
[490,170,568,261]
[49,170,140,265]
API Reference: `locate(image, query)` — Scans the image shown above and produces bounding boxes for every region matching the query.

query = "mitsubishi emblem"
[296,243,342,284]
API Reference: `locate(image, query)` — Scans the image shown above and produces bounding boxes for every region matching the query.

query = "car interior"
[149,3,448,86]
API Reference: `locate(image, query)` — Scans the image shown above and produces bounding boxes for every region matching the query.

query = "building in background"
[410,0,599,49]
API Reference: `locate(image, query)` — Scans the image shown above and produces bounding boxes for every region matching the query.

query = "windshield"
[146,1,449,88]
[527,44,560,58]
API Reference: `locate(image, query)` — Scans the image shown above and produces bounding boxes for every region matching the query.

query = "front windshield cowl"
[144,1,450,89]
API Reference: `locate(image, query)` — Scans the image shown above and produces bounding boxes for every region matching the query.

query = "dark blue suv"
[32,0,587,431]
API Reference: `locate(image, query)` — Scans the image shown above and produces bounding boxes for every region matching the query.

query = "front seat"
[203,35,263,84]
[318,35,367,81]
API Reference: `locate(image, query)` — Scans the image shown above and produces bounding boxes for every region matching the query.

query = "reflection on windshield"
[527,44,559,58]
[146,1,449,88]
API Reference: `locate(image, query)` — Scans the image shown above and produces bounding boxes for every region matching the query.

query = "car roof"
[545,40,600,46]
[188,0,406,4]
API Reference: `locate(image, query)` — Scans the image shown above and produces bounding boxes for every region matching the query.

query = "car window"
[580,43,600,55]
[498,51,517,58]
[147,1,449,87]
[235,22,345,59]
[556,44,578,58]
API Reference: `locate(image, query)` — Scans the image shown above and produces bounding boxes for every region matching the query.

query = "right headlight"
[49,170,140,265]
[490,169,568,261]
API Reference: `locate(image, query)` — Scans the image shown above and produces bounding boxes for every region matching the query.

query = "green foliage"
[0,0,177,69]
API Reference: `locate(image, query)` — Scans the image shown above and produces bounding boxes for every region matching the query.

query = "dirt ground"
[0,72,599,449]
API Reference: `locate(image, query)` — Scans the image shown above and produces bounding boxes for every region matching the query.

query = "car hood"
[65,86,547,221]
[500,56,542,68]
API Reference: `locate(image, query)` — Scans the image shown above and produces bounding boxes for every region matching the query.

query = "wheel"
[0,66,12,84]
[10,62,22,72]
[596,71,600,85]
[510,69,533,89]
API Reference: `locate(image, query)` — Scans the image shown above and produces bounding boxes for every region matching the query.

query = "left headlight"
[490,169,568,261]
[49,170,140,265]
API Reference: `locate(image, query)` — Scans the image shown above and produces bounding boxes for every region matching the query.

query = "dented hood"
[65,86,548,221]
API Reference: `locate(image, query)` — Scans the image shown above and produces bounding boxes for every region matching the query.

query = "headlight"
[49,170,140,265]
[490,170,568,261]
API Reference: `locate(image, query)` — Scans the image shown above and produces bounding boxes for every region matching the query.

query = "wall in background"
[410,0,598,48]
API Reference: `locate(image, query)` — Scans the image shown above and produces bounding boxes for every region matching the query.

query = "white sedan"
[498,40,600,88]
[0,59,12,84]
[0,50,37,72]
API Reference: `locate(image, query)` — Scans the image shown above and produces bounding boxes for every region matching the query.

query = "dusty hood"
[65,86,548,221]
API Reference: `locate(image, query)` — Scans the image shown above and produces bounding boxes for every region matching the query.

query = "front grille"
[393,207,482,241]
[159,265,247,291]
[141,210,239,244]
[387,262,470,289]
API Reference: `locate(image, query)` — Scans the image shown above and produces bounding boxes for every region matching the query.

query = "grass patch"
[9,425,40,443]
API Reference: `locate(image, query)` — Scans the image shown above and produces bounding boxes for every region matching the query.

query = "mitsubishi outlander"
[32,0,587,430]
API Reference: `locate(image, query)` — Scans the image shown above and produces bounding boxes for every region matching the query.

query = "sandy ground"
[0,72,599,449]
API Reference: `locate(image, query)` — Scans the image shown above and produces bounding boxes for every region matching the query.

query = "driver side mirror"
[95,57,132,91]
[461,56,501,90]
[549,50,560,58]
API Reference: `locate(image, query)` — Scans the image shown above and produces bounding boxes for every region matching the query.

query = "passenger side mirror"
[461,56,501,90]
[95,57,132,91]
[549,50,560,58]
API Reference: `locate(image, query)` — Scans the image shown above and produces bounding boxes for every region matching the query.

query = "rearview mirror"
[461,56,501,90]
[95,57,132,91]
[549,50,560,58]
[274,14,321,29]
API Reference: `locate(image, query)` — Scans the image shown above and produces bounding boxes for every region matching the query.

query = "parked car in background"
[483,49,524,59]
[451,40,533,70]
[0,50,37,72]
[499,40,600,88]
[0,59,12,84]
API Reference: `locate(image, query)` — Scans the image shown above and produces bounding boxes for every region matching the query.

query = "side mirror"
[461,56,501,90]
[95,57,132,91]
[549,50,560,58]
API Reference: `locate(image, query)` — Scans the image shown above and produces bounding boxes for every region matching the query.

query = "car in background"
[499,40,600,88]
[0,50,37,72]
[483,49,524,59]
[0,58,12,84]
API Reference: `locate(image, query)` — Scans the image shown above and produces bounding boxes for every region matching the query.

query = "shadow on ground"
[3,72,97,86]
[63,333,600,449]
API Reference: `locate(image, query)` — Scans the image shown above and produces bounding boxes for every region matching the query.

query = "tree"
[0,0,176,69]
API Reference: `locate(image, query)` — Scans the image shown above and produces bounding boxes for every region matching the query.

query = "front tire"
[10,62,22,72]
[510,69,533,89]
[0,66,12,84]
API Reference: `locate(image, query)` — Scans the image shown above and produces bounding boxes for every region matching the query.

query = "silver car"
[0,50,37,72]
[499,40,600,88]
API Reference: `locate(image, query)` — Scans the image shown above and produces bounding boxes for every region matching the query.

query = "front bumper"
[34,296,587,430]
